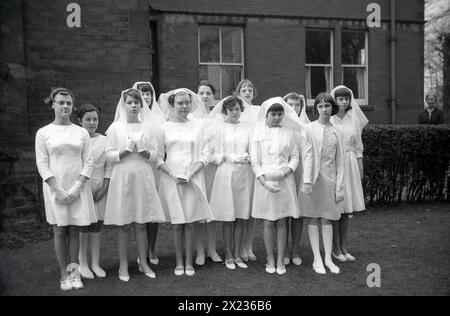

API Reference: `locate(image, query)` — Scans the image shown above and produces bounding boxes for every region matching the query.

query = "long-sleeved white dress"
[157,120,214,224]
[89,135,111,221]
[35,123,97,226]
[298,121,345,220]
[330,112,365,213]
[209,121,254,221]
[103,122,166,225]
[250,126,300,221]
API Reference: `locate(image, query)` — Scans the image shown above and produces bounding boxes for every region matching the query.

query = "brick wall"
[22,0,153,135]
[154,11,423,124]
[0,0,155,233]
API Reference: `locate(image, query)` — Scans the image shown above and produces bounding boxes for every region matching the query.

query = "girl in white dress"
[195,81,223,265]
[330,85,368,262]
[77,104,110,280]
[251,97,310,275]
[298,93,345,275]
[282,92,310,266]
[132,81,165,266]
[235,79,259,262]
[35,87,97,291]
[209,95,254,270]
[158,88,214,277]
[104,88,166,281]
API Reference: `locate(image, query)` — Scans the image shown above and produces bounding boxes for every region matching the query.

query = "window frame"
[305,28,334,107]
[341,30,369,106]
[198,25,245,100]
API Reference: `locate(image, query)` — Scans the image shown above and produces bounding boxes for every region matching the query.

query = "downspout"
[390,0,397,124]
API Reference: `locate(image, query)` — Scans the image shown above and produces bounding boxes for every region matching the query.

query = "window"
[198,25,244,100]
[342,30,368,104]
[305,29,333,104]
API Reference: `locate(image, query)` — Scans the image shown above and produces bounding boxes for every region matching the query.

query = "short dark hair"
[198,80,216,95]
[44,87,75,109]
[266,103,284,116]
[313,93,339,116]
[221,95,244,115]
[136,83,153,93]
[235,79,257,100]
[77,103,99,122]
[123,89,143,107]
[333,87,352,112]
[168,90,191,106]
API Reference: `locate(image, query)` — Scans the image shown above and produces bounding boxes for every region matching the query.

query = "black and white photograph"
[0,0,449,299]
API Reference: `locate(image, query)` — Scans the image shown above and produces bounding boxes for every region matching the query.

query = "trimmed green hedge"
[362,124,450,204]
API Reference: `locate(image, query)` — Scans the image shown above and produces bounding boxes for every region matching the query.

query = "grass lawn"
[0,202,449,296]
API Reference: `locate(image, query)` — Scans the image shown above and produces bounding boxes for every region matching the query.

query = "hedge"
[362,124,450,204]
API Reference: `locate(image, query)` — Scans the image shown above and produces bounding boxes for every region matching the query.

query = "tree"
[425,0,450,121]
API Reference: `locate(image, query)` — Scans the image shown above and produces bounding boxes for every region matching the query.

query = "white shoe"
[343,253,356,261]
[195,255,205,266]
[283,257,290,265]
[70,270,84,290]
[276,266,287,275]
[208,252,223,263]
[225,259,236,270]
[325,262,340,274]
[149,257,160,265]
[174,266,184,276]
[118,270,130,282]
[292,256,302,266]
[138,263,156,279]
[265,264,276,274]
[79,265,94,279]
[60,278,72,291]
[92,266,106,278]
[185,266,195,276]
[312,262,326,275]
[234,258,248,269]
[332,251,347,262]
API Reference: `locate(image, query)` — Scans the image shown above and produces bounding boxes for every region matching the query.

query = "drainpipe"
[390,0,397,124]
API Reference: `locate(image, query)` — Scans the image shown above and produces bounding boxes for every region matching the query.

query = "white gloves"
[265,170,285,181]
[225,153,250,164]
[135,133,147,153]
[125,137,136,153]
[51,185,71,205]
[67,180,84,202]
[264,181,281,193]
[301,183,313,194]
[335,191,345,203]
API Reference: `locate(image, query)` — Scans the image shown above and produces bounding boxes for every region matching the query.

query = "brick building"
[0,0,424,226]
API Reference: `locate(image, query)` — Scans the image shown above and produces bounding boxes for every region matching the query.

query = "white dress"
[250,126,300,221]
[89,135,111,221]
[104,122,166,226]
[209,122,254,221]
[331,113,365,213]
[298,121,344,220]
[35,123,97,226]
[157,120,214,224]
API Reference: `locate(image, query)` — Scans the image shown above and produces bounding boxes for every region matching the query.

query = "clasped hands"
[224,153,250,164]
[169,170,195,184]
[125,133,150,158]
[51,180,84,205]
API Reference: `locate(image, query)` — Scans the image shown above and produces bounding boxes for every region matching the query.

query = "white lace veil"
[112,88,153,124]
[158,88,207,122]
[283,93,310,125]
[253,97,304,142]
[209,95,247,121]
[330,85,369,131]
[131,81,166,127]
